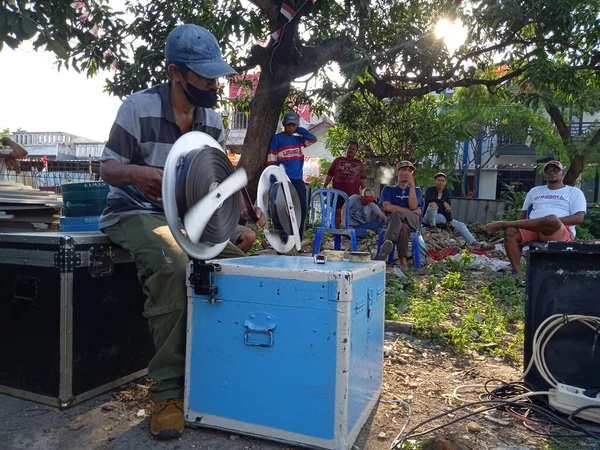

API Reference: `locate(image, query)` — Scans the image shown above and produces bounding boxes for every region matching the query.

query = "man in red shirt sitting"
[323,141,367,227]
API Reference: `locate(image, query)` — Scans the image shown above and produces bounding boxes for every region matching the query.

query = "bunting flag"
[71,2,114,64]
[280,2,296,21]
[270,0,317,44]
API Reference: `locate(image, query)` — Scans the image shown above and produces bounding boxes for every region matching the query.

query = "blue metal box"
[184,255,386,450]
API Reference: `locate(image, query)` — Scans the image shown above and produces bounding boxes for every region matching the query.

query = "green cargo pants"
[103,213,245,402]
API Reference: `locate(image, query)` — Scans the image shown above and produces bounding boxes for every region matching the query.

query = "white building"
[10,131,105,160]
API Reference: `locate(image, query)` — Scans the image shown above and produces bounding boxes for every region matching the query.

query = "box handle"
[244,313,276,347]
[10,276,40,306]
[89,246,114,278]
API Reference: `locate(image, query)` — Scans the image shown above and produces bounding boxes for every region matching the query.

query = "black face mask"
[182,76,218,108]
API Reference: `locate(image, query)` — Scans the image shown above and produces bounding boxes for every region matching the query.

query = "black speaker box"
[524,242,600,391]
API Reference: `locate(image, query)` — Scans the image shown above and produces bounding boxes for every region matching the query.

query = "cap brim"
[187,60,238,78]
[544,164,562,170]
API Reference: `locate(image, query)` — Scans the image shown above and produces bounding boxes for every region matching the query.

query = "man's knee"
[542,214,562,230]
[505,226,522,243]
[242,229,256,244]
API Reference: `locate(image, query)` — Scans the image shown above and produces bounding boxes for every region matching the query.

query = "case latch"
[188,260,221,304]
[89,246,114,278]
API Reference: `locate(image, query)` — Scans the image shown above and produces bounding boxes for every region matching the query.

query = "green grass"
[386,264,526,360]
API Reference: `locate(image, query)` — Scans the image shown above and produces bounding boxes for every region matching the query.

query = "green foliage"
[500,183,528,221]
[385,270,416,321]
[488,273,526,322]
[440,272,464,290]
[1,129,10,150]
[326,91,462,182]
[445,250,475,271]
[576,224,596,241]
[390,265,526,360]
[581,206,600,239]
[447,86,559,193]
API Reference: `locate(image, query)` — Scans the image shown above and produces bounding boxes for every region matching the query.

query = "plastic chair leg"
[388,245,395,264]
[376,230,385,259]
[333,234,342,250]
[411,232,420,269]
[350,230,357,251]
[313,228,324,255]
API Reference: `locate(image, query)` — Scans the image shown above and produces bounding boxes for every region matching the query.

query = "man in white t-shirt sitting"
[484,160,587,274]
[341,187,387,238]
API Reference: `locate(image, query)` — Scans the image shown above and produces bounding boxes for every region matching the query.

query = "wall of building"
[477,171,498,199]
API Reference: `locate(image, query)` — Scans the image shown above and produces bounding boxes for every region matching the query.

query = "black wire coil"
[175,147,240,244]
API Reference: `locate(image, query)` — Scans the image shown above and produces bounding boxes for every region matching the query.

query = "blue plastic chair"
[375,193,425,268]
[310,188,358,255]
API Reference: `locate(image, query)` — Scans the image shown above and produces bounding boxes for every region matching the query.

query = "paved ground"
[0,386,381,450]
[0,391,293,450]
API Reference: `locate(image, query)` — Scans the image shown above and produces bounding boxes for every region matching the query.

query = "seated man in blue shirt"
[341,187,387,238]
[378,161,422,267]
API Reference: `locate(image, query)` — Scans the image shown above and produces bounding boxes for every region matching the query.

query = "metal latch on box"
[188,260,221,304]
[89,246,114,278]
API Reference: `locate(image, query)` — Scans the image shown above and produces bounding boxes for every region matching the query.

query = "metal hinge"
[54,246,81,272]
[89,245,114,278]
[188,260,221,304]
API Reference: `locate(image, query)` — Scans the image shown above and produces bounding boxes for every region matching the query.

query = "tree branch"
[247,0,279,23]
[589,127,600,148]
[234,44,269,73]
[359,68,527,99]
[293,35,352,79]
[544,103,572,146]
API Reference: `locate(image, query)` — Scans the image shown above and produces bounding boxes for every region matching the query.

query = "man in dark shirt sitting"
[423,172,493,251]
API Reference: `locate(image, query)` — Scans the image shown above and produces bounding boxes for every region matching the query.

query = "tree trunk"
[237,67,291,201]
[564,128,600,185]
[563,154,586,186]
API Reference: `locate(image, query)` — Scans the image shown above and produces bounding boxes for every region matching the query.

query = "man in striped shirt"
[99,24,265,440]
[267,111,317,238]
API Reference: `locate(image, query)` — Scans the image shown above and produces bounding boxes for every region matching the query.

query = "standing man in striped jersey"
[267,111,317,238]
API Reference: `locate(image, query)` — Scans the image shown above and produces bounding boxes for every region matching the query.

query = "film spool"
[163,131,248,260]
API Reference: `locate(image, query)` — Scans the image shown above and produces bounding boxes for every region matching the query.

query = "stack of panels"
[60,182,109,232]
[0,181,62,232]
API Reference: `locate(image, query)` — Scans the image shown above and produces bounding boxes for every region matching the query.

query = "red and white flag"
[280,2,296,21]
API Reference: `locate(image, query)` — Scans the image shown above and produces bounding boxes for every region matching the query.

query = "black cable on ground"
[392,396,600,449]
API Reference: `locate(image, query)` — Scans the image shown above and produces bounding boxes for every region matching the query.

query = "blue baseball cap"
[165,24,237,79]
[283,111,299,125]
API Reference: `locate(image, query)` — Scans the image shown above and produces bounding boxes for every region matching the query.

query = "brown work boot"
[150,398,184,440]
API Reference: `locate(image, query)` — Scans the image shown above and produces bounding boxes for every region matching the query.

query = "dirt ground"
[2,232,599,450]
[2,325,599,450]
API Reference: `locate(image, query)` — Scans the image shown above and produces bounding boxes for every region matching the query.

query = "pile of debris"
[0,181,62,232]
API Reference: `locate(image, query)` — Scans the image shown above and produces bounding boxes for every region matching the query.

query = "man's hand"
[484,221,507,234]
[0,137,11,147]
[242,205,267,229]
[443,202,452,213]
[406,172,415,187]
[429,202,438,209]
[131,166,163,203]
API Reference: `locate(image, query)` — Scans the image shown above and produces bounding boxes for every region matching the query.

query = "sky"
[0,43,123,142]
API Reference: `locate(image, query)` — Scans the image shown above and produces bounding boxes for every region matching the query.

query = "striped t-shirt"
[267,132,313,180]
[99,83,225,229]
